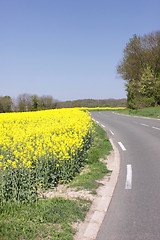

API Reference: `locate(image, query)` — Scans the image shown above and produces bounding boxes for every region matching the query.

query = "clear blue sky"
[1,0,160,101]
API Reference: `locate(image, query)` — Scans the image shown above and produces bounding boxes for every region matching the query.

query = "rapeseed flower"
[0,108,94,202]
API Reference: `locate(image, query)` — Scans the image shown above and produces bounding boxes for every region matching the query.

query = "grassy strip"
[118,106,160,118]
[70,123,112,191]
[0,198,91,240]
[0,123,112,240]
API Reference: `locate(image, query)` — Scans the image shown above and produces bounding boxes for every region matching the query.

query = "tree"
[17,94,32,112]
[117,31,160,109]
[16,94,57,112]
[39,95,56,110]
[31,95,39,111]
[0,96,12,113]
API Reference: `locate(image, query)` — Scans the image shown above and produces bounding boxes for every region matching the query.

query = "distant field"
[78,107,126,111]
[118,106,160,118]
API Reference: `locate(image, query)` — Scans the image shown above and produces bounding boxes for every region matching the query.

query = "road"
[91,111,160,240]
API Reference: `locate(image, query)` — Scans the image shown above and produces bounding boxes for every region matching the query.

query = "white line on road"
[96,120,99,124]
[125,164,132,189]
[140,123,149,127]
[118,142,126,151]
[101,124,105,128]
[152,126,160,131]
[110,130,114,135]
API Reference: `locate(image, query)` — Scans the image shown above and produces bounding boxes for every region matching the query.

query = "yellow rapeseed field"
[0,109,94,203]
[77,107,126,111]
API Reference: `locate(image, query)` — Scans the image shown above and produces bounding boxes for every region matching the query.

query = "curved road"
[91,111,160,240]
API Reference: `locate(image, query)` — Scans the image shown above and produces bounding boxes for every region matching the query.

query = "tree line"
[0,94,57,113]
[117,31,160,109]
[0,94,126,113]
[56,98,127,108]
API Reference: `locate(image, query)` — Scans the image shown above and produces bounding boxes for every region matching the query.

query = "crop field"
[0,109,94,204]
[77,107,126,111]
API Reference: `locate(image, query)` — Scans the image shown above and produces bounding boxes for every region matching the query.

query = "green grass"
[70,123,112,190]
[118,106,160,118]
[0,198,91,240]
[0,123,112,240]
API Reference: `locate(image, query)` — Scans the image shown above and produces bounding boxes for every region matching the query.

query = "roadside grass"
[118,106,160,118]
[0,122,112,240]
[0,197,91,240]
[70,123,112,191]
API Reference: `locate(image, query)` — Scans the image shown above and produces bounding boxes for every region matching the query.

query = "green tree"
[0,96,12,113]
[31,95,39,111]
[117,31,160,109]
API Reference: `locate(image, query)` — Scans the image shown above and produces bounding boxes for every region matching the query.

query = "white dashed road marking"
[152,126,160,131]
[110,130,114,135]
[140,123,149,127]
[125,164,132,189]
[118,142,126,151]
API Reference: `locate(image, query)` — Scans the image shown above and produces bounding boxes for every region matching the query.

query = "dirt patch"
[42,184,95,201]
[41,159,110,202]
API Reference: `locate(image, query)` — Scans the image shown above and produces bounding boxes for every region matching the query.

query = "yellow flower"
[12,161,17,168]
[7,160,12,164]
[26,161,32,168]
[0,108,94,175]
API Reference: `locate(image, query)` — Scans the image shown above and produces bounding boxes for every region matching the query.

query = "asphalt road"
[91,111,160,240]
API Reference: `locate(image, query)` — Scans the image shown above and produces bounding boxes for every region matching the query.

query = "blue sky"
[1,0,160,101]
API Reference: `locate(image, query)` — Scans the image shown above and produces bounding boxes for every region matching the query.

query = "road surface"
[91,111,160,240]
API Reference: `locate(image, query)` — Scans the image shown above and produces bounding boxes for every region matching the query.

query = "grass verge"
[70,123,112,190]
[118,106,160,118]
[0,198,91,240]
[0,122,112,240]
